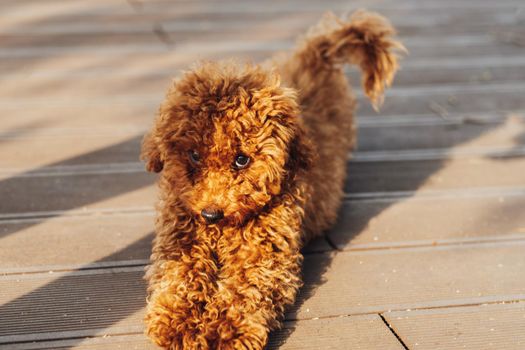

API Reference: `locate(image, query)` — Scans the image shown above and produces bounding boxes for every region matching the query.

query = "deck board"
[1,315,404,350]
[346,157,525,193]
[1,116,523,170]
[293,242,525,319]
[0,172,155,215]
[0,217,330,273]
[2,242,524,346]
[384,303,525,349]
[330,194,525,250]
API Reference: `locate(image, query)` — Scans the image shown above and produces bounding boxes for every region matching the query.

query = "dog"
[141,10,403,350]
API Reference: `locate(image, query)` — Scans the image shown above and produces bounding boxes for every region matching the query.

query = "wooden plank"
[1,113,522,170]
[4,144,525,205]
[0,51,194,78]
[384,303,525,350]
[1,36,522,60]
[1,0,519,37]
[0,215,330,272]
[269,315,405,350]
[4,0,521,13]
[0,83,523,130]
[358,82,525,117]
[1,241,524,344]
[0,83,518,106]
[2,52,523,82]
[1,173,525,254]
[291,241,525,319]
[4,71,524,106]
[0,214,154,271]
[4,163,525,268]
[5,334,155,350]
[134,1,523,15]
[0,105,159,133]
[330,192,525,250]
[383,64,525,87]
[2,14,520,37]
[0,134,144,171]
[0,268,146,343]
[1,315,404,350]
[0,33,163,50]
[0,1,133,29]
[7,334,156,350]
[2,62,525,100]
[357,110,525,128]
[357,116,525,151]
[4,148,525,192]
[4,152,525,215]
[137,33,503,51]
[3,61,525,102]
[346,157,525,193]
[0,172,156,216]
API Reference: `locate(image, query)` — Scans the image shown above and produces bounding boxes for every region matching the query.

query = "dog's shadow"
[266,201,384,349]
[265,117,513,347]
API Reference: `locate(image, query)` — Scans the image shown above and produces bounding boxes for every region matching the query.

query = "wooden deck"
[1,0,525,349]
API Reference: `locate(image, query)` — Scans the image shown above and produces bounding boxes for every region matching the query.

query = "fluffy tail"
[293,10,406,108]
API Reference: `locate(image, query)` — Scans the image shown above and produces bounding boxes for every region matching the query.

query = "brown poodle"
[141,10,404,350]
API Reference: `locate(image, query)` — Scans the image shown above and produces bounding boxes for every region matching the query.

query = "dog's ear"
[286,123,315,179]
[141,131,164,173]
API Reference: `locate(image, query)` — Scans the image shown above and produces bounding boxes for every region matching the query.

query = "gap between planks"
[379,314,410,350]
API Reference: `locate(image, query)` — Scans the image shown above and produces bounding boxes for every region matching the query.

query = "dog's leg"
[145,220,220,349]
[202,203,304,349]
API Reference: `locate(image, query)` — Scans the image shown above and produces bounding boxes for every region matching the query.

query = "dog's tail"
[290,10,405,109]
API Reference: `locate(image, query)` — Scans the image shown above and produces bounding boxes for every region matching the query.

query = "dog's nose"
[201,208,224,224]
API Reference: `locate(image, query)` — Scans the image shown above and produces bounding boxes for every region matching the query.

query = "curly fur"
[141,10,404,350]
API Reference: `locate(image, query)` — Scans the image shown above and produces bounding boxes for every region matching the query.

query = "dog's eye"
[188,150,201,164]
[233,154,250,169]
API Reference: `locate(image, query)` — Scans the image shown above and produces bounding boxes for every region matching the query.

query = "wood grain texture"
[346,157,525,193]
[356,115,525,152]
[330,193,525,250]
[0,215,330,272]
[1,241,524,345]
[269,315,405,350]
[384,303,525,350]
[0,214,154,271]
[1,113,523,169]
[292,241,525,319]
[1,315,404,350]
[0,172,155,215]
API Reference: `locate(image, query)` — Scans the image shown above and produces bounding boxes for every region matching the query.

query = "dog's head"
[141,62,313,226]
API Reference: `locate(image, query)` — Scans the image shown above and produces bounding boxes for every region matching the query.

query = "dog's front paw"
[216,333,267,350]
[145,293,209,349]
[145,302,180,349]
[207,309,269,350]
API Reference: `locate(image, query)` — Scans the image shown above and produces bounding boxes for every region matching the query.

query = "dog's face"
[141,63,313,226]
